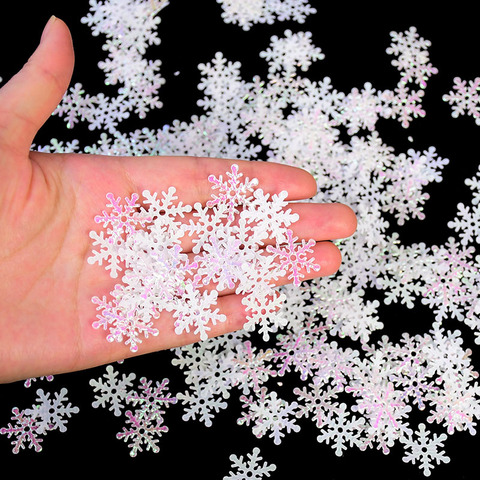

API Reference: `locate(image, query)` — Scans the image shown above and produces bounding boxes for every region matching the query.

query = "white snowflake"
[443,77,480,125]
[400,423,450,476]
[316,403,365,456]
[223,447,276,479]
[238,387,300,444]
[176,382,228,427]
[90,364,137,417]
[116,410,168,457]
[25,388,79,435]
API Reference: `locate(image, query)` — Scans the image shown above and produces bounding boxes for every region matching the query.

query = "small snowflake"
[176,383,228,427]
[266,228,320,286]
[25,388,79,434]
[0,407,43,454]
[116,410,168,457]
[400,423,450,476]
[172,282,227,341]
[91,293,160,352]
[223,447,276,480]
[90,364,137,417]
[207,163,259,221]
[443,77,480,125]
[316,403,366,456]
[127,377,177,421]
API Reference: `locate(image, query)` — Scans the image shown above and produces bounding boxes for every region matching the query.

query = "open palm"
[0,18,356,383]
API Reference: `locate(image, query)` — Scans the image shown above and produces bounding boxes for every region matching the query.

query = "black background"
[0,1,479,478]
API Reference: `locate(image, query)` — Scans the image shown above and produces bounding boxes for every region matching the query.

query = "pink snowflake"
[0,407,43,454]
[266,229,320,286]
[92,294,159,352]
[207,163,259,221]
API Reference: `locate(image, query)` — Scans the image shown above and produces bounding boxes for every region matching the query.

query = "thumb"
[0,16,74,155]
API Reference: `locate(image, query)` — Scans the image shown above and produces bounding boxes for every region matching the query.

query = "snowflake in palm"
[91,292,160,353]
[241,189,299,244]
[172,281,226,341]
[207,163,259,221]
[443,76,480,125]
[195,233,251,291]
[266,229,320,286]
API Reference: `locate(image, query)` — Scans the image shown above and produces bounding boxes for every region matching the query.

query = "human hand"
[0,17,356,383]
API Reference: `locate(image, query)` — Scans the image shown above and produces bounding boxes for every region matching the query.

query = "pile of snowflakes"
[2,0,480,477]
[88,162,319,349]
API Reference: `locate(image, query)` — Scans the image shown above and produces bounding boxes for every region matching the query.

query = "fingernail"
[40,15,57,43]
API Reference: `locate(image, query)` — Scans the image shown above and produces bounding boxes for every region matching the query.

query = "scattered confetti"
[3,1,480,477]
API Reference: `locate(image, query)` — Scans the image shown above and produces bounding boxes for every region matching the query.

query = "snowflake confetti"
[443,77,480,125]
[88,163,318,349]
[4,0,480,477]
[400,423,451,476]
[223,447,276,479]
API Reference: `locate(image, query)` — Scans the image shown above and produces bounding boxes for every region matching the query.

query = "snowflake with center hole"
[88,163,318,350]
[400,423,450,476]
[238,387,300,444]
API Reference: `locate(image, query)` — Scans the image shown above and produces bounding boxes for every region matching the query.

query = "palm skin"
[0,18,356,383]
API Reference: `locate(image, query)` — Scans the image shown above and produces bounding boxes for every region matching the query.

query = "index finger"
[119,156,318,205]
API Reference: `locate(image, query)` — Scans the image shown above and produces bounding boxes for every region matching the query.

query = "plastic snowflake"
[230,340,277,394]
[207,163,259,221]
[238,387,300,444]
[266,229,320,286]
[400,423,450,476]
[443,77,480,125]
[90,364,137,417]
[0,408,44,454]
[223,447,276,479]
[25,388,79,435]
[176,383,228,427]
[126,377,177,421]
